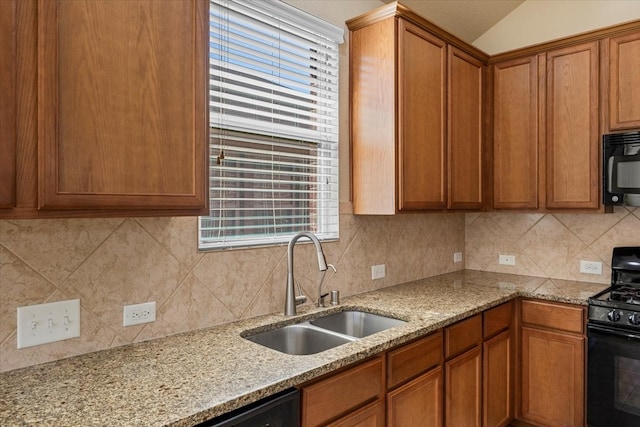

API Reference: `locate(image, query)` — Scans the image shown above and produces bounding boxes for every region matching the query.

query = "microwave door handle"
[607,156,615,193]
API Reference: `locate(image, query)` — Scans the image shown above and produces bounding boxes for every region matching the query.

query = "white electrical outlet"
[499,254,516,266]
[453,252,463,263]
[123,302,156,327]
[371,264,386,280]
[580,260,602,275]
[17,299,81,349]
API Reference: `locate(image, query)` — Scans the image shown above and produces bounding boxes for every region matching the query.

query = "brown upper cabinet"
[492,56,539,209]
[492,41,614,211]
[1,0,208,218]
[545,42,600,210]
[0,0,16,208]
[607,31,640,131]
[348,3,486,214]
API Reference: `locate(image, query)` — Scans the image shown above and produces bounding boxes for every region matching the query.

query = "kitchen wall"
[2,0,639,374]
[465,207,640,285]
[474,0,640,54]
[0,207,464,372]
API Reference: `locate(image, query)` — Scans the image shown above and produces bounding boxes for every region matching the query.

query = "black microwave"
[603,131,640,207]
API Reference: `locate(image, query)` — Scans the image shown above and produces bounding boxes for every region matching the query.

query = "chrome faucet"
[285,232,328,316]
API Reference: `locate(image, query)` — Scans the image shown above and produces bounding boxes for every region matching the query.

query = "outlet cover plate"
[454,252,463,263]
[17,299,81,349]
[580,260,603,275]
[499,254,516,266]
[123,302,156,327]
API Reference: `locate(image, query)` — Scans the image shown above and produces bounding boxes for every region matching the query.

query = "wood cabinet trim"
[492,55,539,209]
[387,366,443,427]
[521,299,585,334]
[397,18,447,211]
[489,20,640,64]
[545,41,600,209]
[483,300,514,339]
[301,356,385,427]
[346,2,488,62]
[0,0,17,208]
[608,31,640,130]
[444,314,482,359]
[387,331,442,389]
[444,345,482,427]
[447,46,484,210]
[483,329,514,427]
[327,399,385,427]
[36,0,208,211]
[520,326,585,426]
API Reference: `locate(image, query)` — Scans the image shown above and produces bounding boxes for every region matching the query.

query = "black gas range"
[588,247,640,330]
[587,247,640,427]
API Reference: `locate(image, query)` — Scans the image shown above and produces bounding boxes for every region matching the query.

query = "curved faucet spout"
[285,232,328,316]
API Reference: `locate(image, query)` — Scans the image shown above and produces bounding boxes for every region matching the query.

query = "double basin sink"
[243,310,406,355]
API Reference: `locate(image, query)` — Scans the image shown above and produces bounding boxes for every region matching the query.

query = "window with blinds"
[199,0,343,250]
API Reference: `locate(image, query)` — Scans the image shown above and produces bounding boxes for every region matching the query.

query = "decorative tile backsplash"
[465,207,640,285]
[2,205,638,372]
[0,204,464,371]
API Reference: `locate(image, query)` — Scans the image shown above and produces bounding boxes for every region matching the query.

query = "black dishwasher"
[196,388,300,427]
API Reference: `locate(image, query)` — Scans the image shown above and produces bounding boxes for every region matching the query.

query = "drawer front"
[388,331,442,389]
[521,299,585,334]
[483,301,513,339]
[445,314,482,359]
[301,356,384,427]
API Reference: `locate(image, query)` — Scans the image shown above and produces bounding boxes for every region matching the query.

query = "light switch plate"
[371,264,386,280]
[17,299,80,349]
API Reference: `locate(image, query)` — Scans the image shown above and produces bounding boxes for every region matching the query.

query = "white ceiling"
[381,0,525,43]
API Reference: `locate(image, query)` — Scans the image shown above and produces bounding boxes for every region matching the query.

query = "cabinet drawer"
[388,331,442,389]
[483,301,513,339]
[445,314,482,359]
[301,356,384,427]
[521,299,585,334]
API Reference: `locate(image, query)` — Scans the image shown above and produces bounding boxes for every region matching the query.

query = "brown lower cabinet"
[299,299,586,427]
[519,299,586,427]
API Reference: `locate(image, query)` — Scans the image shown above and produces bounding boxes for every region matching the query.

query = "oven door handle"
[588,323,640,341]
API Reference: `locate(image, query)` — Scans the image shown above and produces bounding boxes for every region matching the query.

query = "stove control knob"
[629,313,640,326]
[608,310,621,322]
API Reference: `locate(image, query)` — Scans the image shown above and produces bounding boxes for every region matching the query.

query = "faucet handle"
[295,281,307,305]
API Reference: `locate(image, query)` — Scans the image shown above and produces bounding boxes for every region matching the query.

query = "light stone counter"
[0,270,607,426]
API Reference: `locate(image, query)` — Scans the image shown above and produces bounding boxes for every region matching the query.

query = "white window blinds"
[199,0,343,250]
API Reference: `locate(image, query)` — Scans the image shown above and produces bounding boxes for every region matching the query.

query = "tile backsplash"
[3,205,639,372]
[465,207,640,284]
[0,204,464,372]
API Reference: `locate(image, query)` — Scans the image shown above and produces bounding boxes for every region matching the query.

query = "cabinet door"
[38,0,207,210]
[0,0,16,208]
[398,19,447,210]
[301,357,384,427]
[448,46,483,209]
[445,346,482,427]
[483,330,513,427]
[388,367,443,427]
[328,400,385,427]
[493,56,539,209]
[609,31,640,130]
[545,42,599,209]
[521,327,585,427]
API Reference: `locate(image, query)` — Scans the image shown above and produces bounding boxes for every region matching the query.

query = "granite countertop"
[0,270,607,426]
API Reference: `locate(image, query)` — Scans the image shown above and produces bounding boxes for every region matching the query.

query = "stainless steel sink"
[310,310,406,338]
[244,324,356,355]
[243,310,406,355]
